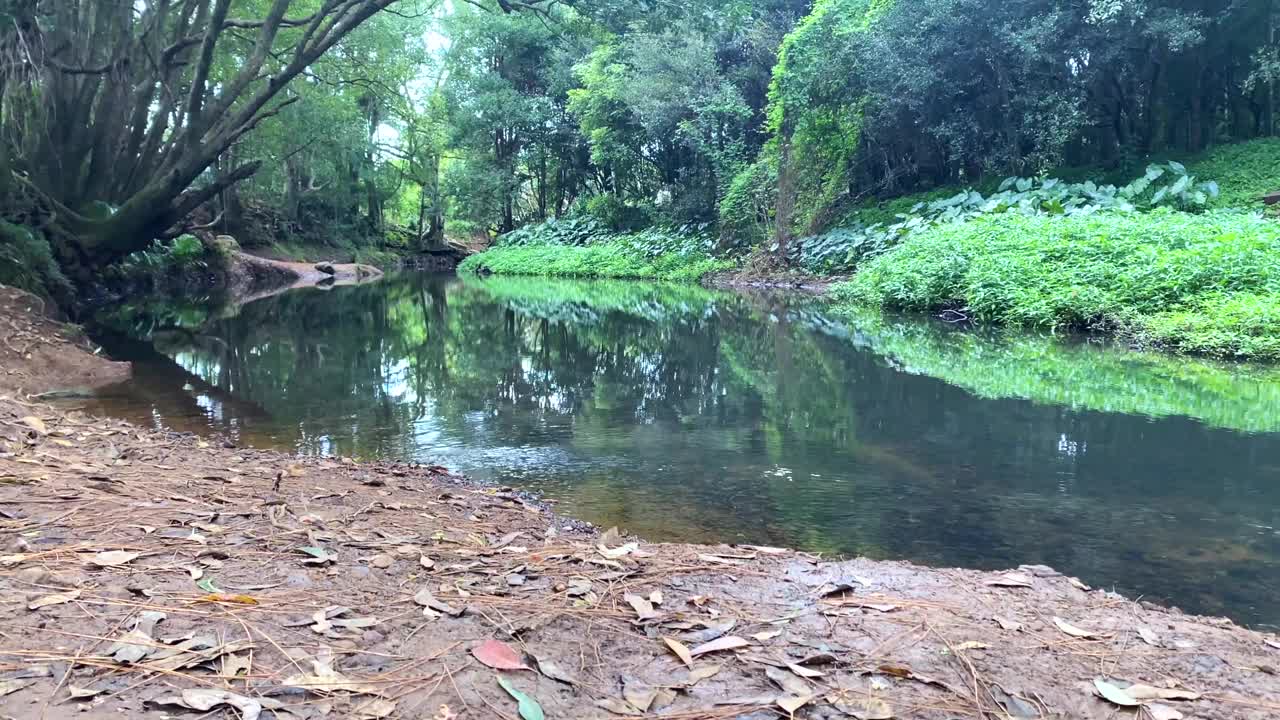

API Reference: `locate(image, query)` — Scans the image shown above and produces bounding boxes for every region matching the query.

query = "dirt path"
[2,285,1279,720]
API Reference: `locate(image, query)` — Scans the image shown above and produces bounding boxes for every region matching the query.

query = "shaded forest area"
[3,0,1280,308]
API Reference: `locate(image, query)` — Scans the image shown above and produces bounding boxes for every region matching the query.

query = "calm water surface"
[89,273,1280,628]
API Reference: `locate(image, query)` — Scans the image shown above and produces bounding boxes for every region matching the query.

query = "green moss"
[837,210,1280,359]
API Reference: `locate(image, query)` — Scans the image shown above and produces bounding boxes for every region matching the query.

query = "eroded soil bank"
[2,285,1279,720]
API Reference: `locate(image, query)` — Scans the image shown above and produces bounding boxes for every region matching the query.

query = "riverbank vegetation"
[6,0,1280,357]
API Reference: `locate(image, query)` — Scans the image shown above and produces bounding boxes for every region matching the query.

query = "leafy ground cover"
[835,211,1280,359]
[460,218,734,281]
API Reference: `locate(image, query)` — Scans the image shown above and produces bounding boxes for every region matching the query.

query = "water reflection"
[90,274,1280,628]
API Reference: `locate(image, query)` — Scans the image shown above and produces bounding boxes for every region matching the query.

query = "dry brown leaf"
[21,416,48,435]
[596,697,642,716]
[691,635,750,656]
[625,593,659,621]
[786,663,824,678]
[1137,627,1161,646]
[28,589,81,610]
[954,641,990,651]
[151,689,263,720]
[829,693,894,720]
[90,550,140,567]
[1124,684,1201,702]
[1053,617,1105,639]
[354,698,397,719]
[649,589,664,605]
[753,629,783,641]
[0,679,34,697]
[994,616,1023,631]
[663,637,694,667]
[685,664,722,685]
[986,572,1034,588]
[1146,703,1185,720]
[777,693,814,716]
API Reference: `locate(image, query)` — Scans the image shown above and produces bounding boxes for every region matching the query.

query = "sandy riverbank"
[2,284,1278,720]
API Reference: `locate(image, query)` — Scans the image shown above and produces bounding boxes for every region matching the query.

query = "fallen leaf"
[281,652,379,694]
[599,542,639,559]
[623,677,657,712]
[778,693,815,716]
[0,678,34,697]
[498,677,544,720]
[28,589,80,610]
[787,663,824,678]
[198,593,258,605]
[663,637,694,667]
[954,641,990,651]
[596,698,642,715]
[420,555,436,569]
[354,698,397,719]
[625,593,659,621]
[987,573,1034,588]
[414,587,463,616]
[1094,679,1140,707]
[433,705,459,720]
[90,550,140,567]
[691,635,750,656]
[1067,576,1090,591]
[1137,627,1161,646]
[1053,617,1105,639]
[1146,703,1185,720]
[989,686,1037,718]
[152,689,263,720]
[753,629,783,642]
[67,685,105,699]
[827,691,894,719]
[766,666,812,697]
[530,653,578,685]
[21,416,48,434]
[472,638,529,670]
[1124,685,1201,702]
[223,652,252,679]
[681,620,736,644]
[196,577,221,593]
[1264,638,1280,651]
[994,616,1023,631]
[370,554,394,569]
[298,546,337,565]
[685,664,722,685]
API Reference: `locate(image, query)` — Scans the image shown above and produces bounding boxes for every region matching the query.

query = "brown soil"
[2,285,1280,720]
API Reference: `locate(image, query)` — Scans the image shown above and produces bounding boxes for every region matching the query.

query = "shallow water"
[89,273,1280,628]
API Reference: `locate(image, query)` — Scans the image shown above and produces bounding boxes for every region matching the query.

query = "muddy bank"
[702,269,843,295]
[2,286,1280,720]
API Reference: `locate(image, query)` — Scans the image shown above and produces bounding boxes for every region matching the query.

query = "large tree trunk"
[2,0,408,286]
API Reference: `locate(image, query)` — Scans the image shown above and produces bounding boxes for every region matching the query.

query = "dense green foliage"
[0,222,73,306]
[459,221,731,281]
[837,211,1280,358]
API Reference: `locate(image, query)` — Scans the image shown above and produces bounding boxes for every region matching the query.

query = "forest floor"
[3,285,1280,720]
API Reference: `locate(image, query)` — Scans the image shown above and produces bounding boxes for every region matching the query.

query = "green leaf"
[497,677,544,720]
[1094,679,1140,707]
[196,577,221,593]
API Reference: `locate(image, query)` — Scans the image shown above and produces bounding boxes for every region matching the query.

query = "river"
[88,272,1280,629]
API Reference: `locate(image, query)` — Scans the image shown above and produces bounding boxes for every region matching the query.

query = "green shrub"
[461,225,733,281]
[796,163,1217,274]
[837,210,1280,359]
[0,221,73,304]
[1185,138,1280,210]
